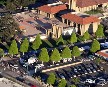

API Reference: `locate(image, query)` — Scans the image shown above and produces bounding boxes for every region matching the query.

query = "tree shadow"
[40,40,53,48]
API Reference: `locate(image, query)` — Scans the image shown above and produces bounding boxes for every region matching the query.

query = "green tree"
[61,46,71,58]
[20,38,29,55]
[70,84,76,87]
[9,40,18,56]
[56,35,64,45]
[70,32,77,44]
[72,46,80,59]
[0,48,4,57]
[58,79,67,87]
[95,24,104,38]
[32,34,42,50]
[95,57,101,65]
[90,39,100,53]
[50,48,61,64]
[72,77,80,84]
[83,31,90,41]
[38,48,49,63]
[47,73,56,85]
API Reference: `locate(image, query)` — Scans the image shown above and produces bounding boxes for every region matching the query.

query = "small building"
[37,1,67,18]
[96,49,108,59]
[61,12,100,35]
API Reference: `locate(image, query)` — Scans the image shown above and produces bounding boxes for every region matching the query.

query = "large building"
[61,12,100,35]
[37,0,105,36]
[68,0,108,12]
[38,1,67,18]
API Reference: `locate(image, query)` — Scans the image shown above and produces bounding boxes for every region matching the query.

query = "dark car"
[71,67,80,76]
[62,69,72,78]
[56,71,65,79]
[16,77,25,82]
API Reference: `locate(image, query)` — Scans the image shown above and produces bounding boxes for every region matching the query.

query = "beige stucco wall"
[84,24,91,33]
[93,22,100,33]
[50,14,54,18]
[57,27,63,38]
[70,2,108,12]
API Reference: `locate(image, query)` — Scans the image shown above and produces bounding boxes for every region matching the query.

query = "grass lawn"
[85,9,104,15]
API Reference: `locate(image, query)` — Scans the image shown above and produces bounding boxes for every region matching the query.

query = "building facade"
[69,0,108,12]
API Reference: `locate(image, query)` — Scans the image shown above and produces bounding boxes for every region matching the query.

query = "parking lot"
[39,60,108,87]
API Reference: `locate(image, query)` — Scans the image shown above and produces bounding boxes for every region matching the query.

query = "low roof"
[61,13,100,25]
[19,26,25,30]
[38,4,67,14]
[97,51,108,58]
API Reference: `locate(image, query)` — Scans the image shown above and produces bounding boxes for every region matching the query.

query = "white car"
[97,81,107,86]
[85,79,95,84]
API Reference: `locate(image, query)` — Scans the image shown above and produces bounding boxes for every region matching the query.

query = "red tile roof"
[61,13,100,25]
[97,51,108,58]
[38,4,67,14]
[60,0,108,8]
[77,0,108,8]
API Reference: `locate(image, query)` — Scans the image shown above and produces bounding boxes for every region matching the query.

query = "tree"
[72,46,80,59]
[83,31,90,41]
[6,2,16,12]
[47,73,56,85]
[20,38,29,55]
[70,85,76,87]
[32,34,42,50]
[90,39,100,53]
[61,46,71,58]
[58,79,67,87]
[70,32,77,44]
[0,48,4,57]
[95,57,101,65]
[95,24,104,38]
[9,40,18,56]
[38,48,49,63]
[56,35,64,45]
[50,48,61,64]
[0,14,20,42]
[72,77,80,84]
[5,0,36,11]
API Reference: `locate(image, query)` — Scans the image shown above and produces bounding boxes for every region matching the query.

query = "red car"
[31,85,37,87]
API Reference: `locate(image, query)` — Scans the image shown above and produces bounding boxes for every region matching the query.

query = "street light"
[23,63,29,75]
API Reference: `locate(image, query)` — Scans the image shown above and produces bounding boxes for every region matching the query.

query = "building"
[96,49,108,60]
[61,12,100,35]
[68,0,108,12]
[37,1,67,18]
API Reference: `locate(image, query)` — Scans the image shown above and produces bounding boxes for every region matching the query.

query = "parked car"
[72,67,80,76]
[85,64,92,73]
[70,71,76,77]
[77,66,84,75]
[89,65,96,73]
[97,81,107,86]
[57,72,65,79]
[85,79,95,84]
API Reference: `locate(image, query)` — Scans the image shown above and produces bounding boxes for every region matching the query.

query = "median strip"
[42,61,82,72]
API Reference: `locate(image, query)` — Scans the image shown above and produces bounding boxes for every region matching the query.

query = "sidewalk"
[24,76,45,87]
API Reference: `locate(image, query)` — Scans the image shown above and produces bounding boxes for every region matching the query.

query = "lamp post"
[24,63,29,75]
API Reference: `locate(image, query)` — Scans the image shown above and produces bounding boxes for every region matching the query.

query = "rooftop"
[38,2,67,14]
[96,49,108,58]
[79,0,108,7]
[61,12,100,25]
[60,0,108,8]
